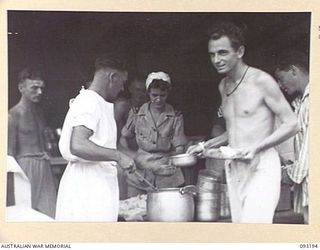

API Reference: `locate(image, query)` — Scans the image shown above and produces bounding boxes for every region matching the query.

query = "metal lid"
[198,169,221,182]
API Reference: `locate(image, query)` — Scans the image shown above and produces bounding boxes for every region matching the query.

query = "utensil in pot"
[170,153,197,167]
[133,171,158,191]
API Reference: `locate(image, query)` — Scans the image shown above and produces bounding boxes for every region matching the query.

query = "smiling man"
[187,22,298,223]
[8,67,57,218]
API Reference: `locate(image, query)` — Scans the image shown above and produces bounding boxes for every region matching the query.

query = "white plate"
[204,146,242,160]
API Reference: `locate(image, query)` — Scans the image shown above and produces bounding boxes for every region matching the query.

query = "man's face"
[129,80,148,106]
[149,87,168,110]
[274,68,298,96]
[19,78,45,103]
[208,36,242,74]
[108,70,127,101]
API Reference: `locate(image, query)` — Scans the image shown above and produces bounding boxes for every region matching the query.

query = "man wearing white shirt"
[56,54,135,221]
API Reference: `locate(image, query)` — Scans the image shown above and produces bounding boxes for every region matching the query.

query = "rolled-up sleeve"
[121,109,136,139]
[171,114,187,148]
[287,97,309,184]
[71,94,99,133]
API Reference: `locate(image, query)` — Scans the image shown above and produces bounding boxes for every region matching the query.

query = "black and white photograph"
[6,10,311,225]
[2,0,318,243]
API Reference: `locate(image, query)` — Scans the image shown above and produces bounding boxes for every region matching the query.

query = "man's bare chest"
[18,111,46,136]
[221,85,263,119]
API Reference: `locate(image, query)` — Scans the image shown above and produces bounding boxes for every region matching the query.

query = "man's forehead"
[275,69,289,76]
[209,36,234,51]
[131,80,145,88]
[25,78,45,86]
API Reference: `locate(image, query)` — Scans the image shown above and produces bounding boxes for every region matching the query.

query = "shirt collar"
[138,102,175,117]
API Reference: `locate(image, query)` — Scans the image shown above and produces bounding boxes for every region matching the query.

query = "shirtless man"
[187,22,298,223]
[114,74,149,144]
[114,75,148,200]
[8,67,57,218]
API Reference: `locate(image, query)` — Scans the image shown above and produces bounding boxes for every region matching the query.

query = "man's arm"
[242,74,298,159]
[287,98,309,184]
[117,108,137,158]
[70,125,135,171]
[8,113,17,156]
[186,125,229,155]
[204,131,228,148]
[114,99,130,140]
[118,136,136,159]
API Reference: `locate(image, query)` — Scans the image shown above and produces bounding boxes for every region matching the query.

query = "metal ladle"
[133,171,158,191]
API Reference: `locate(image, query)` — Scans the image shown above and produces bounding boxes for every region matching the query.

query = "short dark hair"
[208,22,246,51]
[94,53,127,72]
[18,67,43,84]
[148,79,170,92]
[275,51,309,73]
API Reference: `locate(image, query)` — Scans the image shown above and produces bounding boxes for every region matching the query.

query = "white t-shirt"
[59,89,117,163]
[56,89,119,221]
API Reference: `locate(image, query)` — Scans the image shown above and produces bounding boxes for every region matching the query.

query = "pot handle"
[179,185,197,196]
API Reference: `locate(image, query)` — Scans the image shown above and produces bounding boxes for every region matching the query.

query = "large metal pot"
[147,185,196,222]
[170,153,197,167]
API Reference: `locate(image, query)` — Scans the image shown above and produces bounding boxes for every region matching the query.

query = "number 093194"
[300,244,318,248]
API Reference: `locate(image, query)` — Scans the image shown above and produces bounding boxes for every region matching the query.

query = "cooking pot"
[147,185,196,222]
[170,153,197,167]
[197,169,221,192]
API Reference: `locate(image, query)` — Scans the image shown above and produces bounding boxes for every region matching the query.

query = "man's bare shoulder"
[8,103,23,119]
[249,67,278,89]
[114,98,131,118]
[114,98,130,109]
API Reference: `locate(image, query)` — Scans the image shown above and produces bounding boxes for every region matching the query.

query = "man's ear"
[109,71,118,84]
[18,83,24,93]
[237,45,245,58]
[290,65,298,76]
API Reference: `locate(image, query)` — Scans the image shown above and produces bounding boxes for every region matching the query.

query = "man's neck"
[130,98,140,108]
[20,97,37,111]
[298,74,309,95]
[89,79,108,101]
[227,61,248,85]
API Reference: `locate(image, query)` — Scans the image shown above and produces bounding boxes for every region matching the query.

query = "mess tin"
[170,153,197,167]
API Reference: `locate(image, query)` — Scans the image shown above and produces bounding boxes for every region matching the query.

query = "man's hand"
[118,152,136,173]
[186,144,203,155]
[238,145,259,160]
[281,166,294,185]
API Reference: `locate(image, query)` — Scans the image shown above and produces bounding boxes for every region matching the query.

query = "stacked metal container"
[195,169,221,221]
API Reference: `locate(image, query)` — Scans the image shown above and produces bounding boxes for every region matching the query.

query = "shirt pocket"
[158,127,174,150]
[135,126,151,140]
[159,123,174,139]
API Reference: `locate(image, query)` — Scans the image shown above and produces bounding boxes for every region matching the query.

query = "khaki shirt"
[121,102,187,188]
[121,102,187,153]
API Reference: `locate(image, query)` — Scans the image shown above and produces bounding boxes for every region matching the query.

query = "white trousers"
[225,148,281,223]
[55,161,119,222]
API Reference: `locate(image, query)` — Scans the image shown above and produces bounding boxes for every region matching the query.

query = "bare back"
[220,67,291,149]
[8,102,47,156]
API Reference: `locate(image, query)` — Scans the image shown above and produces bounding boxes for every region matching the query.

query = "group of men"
[8,21,309,223]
